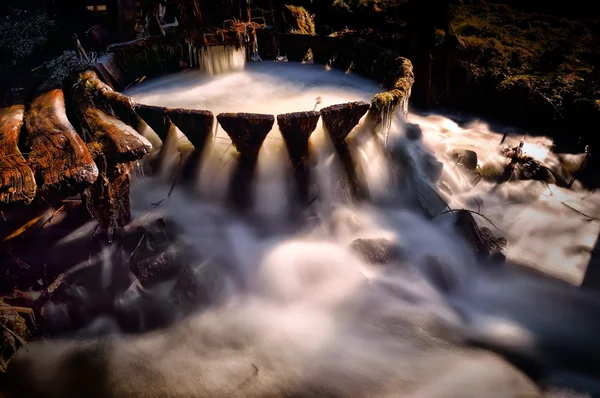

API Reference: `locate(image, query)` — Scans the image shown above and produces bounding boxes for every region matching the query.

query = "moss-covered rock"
[282,5,315,35]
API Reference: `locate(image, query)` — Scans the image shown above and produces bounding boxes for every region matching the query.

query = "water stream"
[5,62,600,397]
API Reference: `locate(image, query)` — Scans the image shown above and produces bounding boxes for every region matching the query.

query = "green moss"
[284,5,316,35]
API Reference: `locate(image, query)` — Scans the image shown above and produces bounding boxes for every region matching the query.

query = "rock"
[0,105,36,206]
[424,152,444,182]
[405,123,423,140]
[516,157,556,184]
[454,210,506,261]
[216,113,274,158]
[23,89,99,194]
[423,255,456,293]
[350,238,404,265]
[320,101,370,144]
[450,149,478,171]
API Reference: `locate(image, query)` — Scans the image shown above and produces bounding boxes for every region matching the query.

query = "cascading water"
[4,62,600,398]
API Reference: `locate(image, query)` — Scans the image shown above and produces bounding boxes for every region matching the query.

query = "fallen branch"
[436,208,503,232]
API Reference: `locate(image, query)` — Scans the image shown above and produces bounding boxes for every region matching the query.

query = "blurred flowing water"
[5,62,600,398]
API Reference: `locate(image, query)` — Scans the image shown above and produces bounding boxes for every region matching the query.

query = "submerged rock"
[350,238,404,265]
[454,210,507,261]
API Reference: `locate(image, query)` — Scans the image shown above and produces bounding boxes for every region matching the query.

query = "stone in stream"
[350,238,404,265]
[277,111,320,203]
[23,89,99,195]
[320,101,370,144]
[405,123,423,141]
[0,104,36,206]
[449,149,481,186]
[454,210,507,262]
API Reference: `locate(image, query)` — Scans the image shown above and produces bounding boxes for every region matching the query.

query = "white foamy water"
[6,62,600,398]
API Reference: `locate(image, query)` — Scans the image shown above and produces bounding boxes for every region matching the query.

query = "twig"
[474,197,481,213]
[168,153,184,198]
[127,234,147,263]
[436,209,502,231]
[39,205,66,229]
[151,199,164,207]
[561,202,596,221]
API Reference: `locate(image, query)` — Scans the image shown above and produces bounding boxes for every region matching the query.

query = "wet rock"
[516,157,556,184]
[454,210,507,261]
[24,89,99,195]
[405,123,423,140]
[0,104,36,206]
[124,218,191,288]
[321,101,370,143]
[450,149,478,171]
[277,34,312,62]
[308,35,337,65]
[350,238,404,265]
[217,113,274,158]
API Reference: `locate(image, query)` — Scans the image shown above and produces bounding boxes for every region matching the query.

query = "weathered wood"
[23,89,98,194]
[165,109,214,150]
[216,113,274,158]
[0,105,36,206]
[320,101,370,143]
[135,104,172,141]
[81,108,152,164]
[277,111,320,203]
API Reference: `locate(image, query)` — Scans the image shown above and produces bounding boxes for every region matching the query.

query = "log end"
[217,113,275,157]
[320,101,370,143]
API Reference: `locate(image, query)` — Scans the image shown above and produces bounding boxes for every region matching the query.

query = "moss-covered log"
[0,105,36,206]
[23,89,98,195]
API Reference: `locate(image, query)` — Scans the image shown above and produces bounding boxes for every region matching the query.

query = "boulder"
[350,238,404,265]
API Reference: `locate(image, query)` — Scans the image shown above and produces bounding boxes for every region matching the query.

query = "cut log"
[23,89,98,194]
[81,108,152,164]
[0,105,36,206]
[135,104,172,141]
[165,109,214,150]
[277,111,320,203]
[320,101,370,144]
[216,113,274,158]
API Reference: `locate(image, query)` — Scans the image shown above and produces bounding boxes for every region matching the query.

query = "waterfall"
[198,45,246,75]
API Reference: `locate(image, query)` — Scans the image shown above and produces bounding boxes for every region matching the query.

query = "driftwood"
[0,105,36,206]
[277,111,320,203]
[69,71,153,235]
[23,89,99,195]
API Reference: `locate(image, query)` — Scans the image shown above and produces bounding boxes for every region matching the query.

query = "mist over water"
[6,62,600,397]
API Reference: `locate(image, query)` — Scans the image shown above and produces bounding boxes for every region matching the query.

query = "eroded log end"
[83,108,152,163]
[134,104,172,141]
[321,101,370,144]
[24,89,98,194]
[0,105,36,206]
[277,111,320,163]
[165,109,214,150]
[217,113,275,158]
[83,163,133,234]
